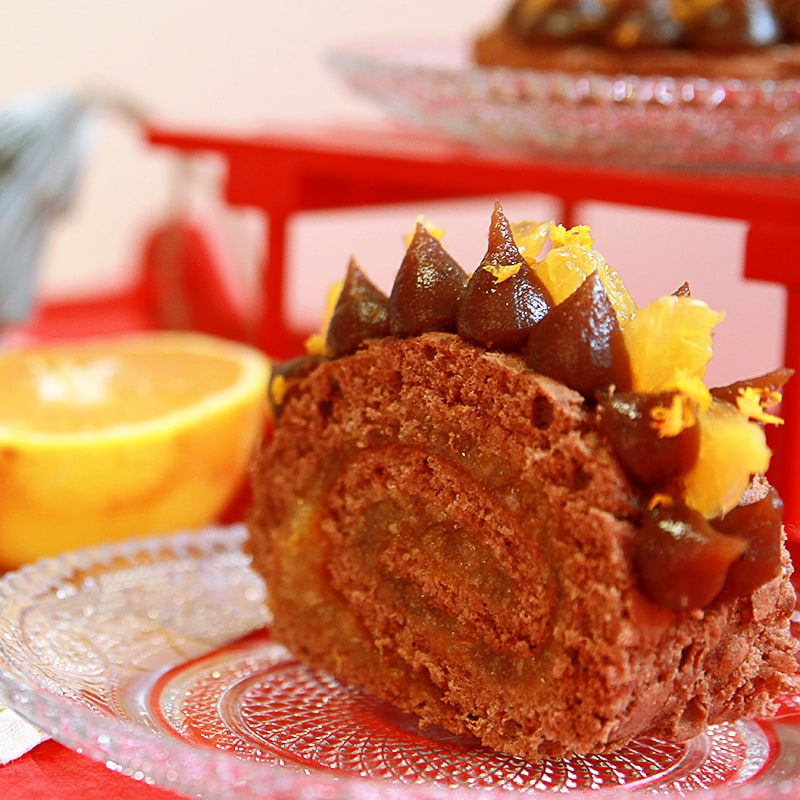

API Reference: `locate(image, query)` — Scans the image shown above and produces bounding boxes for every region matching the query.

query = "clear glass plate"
[1,525,800,799]
[327,38,800,172]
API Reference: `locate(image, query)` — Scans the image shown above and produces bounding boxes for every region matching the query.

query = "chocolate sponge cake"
[247,205,797,761]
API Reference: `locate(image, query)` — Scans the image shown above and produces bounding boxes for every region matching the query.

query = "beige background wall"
[1,1,787,384]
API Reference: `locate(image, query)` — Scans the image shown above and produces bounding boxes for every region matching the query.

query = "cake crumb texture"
[248,332,798,761]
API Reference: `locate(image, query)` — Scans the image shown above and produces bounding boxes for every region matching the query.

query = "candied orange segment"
[537,240,599,302]
[623,295,724,406]
[403,215,445,248]
[530,224,637,325]
[736,386,785,426]
[511,218,552,262]
[305,278,344,356]
[598,261,638,327]
[683,399,771,519]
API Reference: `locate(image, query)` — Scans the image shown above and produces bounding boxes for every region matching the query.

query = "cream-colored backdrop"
[1,1,787,384]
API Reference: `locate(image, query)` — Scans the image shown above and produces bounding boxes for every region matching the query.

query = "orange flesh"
[0,347,240,432]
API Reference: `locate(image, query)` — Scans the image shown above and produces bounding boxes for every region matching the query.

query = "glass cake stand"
[327,38,800,171]
[1,524,799,799]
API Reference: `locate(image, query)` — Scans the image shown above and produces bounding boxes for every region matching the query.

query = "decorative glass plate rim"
[328,36,800,102]
[326,37,800,170]
[0,525,796,800]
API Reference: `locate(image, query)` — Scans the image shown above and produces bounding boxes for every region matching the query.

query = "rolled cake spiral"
[248,205,797,761]
[248,332,796,760]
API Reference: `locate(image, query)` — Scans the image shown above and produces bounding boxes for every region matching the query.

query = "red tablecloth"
[0,742,186,800]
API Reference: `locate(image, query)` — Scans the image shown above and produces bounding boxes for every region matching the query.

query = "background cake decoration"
[474,0,800,78]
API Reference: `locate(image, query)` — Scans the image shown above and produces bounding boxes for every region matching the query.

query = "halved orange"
[0,331,270,568]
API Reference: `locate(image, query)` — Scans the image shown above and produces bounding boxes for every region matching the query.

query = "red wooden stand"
[146,123,800,525]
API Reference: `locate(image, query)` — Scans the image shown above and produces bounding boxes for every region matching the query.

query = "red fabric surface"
[0,742,187,800]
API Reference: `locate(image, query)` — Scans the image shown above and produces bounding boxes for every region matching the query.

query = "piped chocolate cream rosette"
[247,203,797,762]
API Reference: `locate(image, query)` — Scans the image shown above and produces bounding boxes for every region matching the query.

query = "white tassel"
[0,91,94,324]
